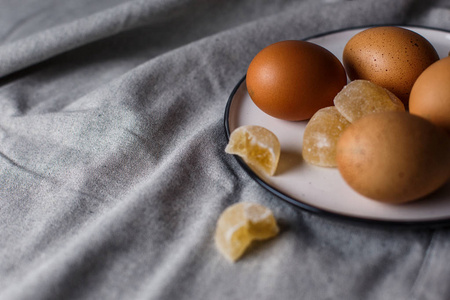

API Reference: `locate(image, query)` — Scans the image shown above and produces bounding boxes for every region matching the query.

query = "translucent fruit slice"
[302,106,351,167]
[225,125,281,176]
[334,79,405,123]
[214,202,279,262]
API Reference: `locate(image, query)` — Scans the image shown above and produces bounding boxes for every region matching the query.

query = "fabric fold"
[2,1,450,300]
[0,0,189,77]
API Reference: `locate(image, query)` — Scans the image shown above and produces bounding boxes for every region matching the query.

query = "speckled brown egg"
[246,40,347,121]
[410,56,450,134]
[343,26,439,106]
[336,111,450,204]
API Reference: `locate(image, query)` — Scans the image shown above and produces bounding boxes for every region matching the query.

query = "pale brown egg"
[246,40,347,121]
[336,111,450,204]
[343,26,439,106]
[410,56,450,134]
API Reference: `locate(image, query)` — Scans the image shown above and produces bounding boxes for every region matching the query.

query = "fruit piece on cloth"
[334,80,405,123]
[225,125,280,176]
[302,106,351,167]
[214,202,279,262]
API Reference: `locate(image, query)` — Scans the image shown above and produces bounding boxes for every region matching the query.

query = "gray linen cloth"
[1,0,450,299]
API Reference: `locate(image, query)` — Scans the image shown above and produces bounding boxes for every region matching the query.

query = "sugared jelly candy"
[334,79,405,123]
[214,202,279,262]
[302,106,351,167]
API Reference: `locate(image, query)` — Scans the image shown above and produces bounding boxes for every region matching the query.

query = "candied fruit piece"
[302,106,351,167]
[225,125,280,176]
[334,80,405,123]
[214,202,279,262]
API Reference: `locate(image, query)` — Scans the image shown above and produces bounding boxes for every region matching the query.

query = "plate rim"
[223,24,450,228]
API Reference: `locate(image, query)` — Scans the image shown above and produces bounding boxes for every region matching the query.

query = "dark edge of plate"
[223,24,450,229]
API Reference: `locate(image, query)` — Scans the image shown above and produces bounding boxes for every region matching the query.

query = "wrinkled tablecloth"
[1,0,450,299]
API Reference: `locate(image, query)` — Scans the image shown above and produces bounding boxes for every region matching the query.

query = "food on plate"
[336,111,450,204]
[409,56,450,134]
[333,80,405,123]
[246,40,347,121]
[302,106,351,167]
[343,26,439,106]
[225,125,280,176]
[303,80,405,168]
[230,27,449,208]
[215,202,279,262]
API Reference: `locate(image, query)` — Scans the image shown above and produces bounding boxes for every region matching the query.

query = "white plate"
[224,26,450,226]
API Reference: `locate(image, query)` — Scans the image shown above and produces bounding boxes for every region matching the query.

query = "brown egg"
[336,112,450,204]
[343,26,439,106]
[246,40,347,121]
[410,56,450,134]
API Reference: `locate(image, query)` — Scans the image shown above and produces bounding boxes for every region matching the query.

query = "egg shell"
[343,26,439,106]
[336,111,450,204]
[246,40,347,121]
[409,56,450,134]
